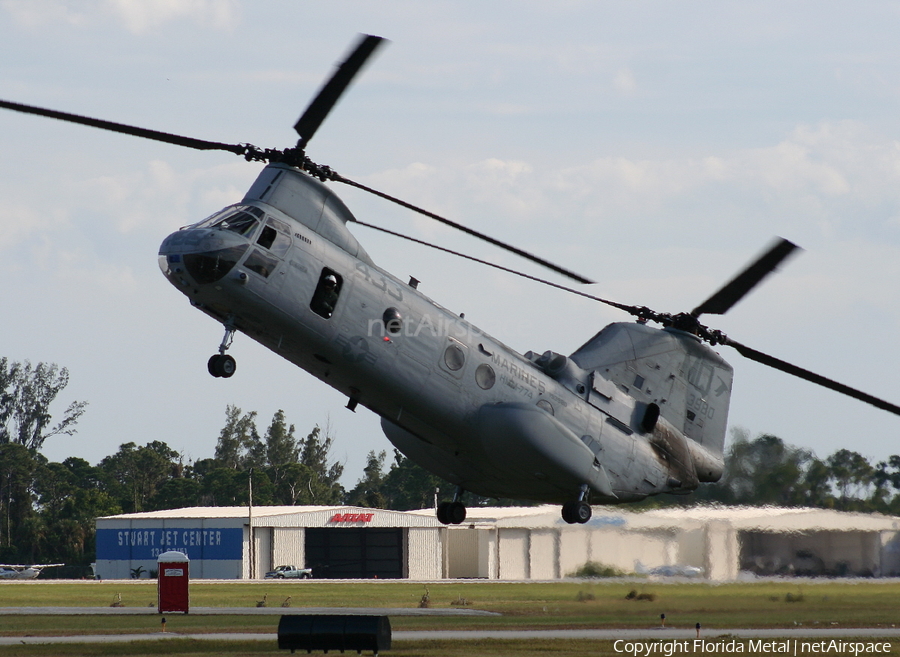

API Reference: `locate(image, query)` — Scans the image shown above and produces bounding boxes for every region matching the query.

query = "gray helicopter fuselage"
[158,164,730,504]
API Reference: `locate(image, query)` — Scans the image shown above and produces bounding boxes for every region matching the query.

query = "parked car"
[264,565,313,579]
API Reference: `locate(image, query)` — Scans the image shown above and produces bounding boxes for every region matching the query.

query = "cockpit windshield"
[215,211,259,236]
[192,205,265,238]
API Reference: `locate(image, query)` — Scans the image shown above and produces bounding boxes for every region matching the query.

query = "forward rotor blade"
[0,99,247,155]
[725,337,900,416]
[355,218,626,301]
[294,34,386,150]
[337,175,594,284]
[691,237,800,317]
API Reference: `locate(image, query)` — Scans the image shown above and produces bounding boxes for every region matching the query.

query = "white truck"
[264,565,313,579]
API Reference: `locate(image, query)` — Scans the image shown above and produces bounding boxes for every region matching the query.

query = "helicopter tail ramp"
[570,322,733,474]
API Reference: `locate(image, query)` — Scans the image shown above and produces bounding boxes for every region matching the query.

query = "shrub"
[568,561,626,578]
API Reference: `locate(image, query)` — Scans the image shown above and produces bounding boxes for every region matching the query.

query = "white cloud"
[346,119,900,297]
[68,159,255,234]
[104,0,240,34]
[1,0,240,32]
[0,203,48,249]
[0,0,87,27]
[554,121,900,230]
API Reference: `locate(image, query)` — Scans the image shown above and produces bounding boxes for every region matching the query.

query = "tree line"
[0,357,452,571]
[686,427,900,514]
[4,357,900,574]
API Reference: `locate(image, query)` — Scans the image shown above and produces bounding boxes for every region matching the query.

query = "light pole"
[248,467,254,579]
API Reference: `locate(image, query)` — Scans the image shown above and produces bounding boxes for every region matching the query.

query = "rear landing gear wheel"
[208,354,236,378]
[437,501,466,525]
[561,500,592,524]
[436,502,449,524]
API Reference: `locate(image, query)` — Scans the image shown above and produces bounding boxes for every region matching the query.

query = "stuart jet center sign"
[95,519,245,579]
[97,527,243,561]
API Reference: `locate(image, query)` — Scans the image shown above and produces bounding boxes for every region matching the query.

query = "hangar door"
[305,528,404,579]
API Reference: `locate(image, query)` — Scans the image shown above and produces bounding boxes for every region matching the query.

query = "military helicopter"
[3,35,899,526]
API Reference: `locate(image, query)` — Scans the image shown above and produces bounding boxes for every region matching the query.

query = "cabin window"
[443,343,465,371]
[439,338,468,378]
[536,399,554,415]
[475,363,495,389]
[310,268,343,319]
[383,307,403,334]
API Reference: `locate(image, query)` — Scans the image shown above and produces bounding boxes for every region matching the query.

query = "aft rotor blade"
[0,99,247,155]
[294,34,386,150]
[691,238,800,317]
[725,337,900,416]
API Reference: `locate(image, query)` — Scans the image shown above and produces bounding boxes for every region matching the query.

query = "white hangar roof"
[99,505,443,528]
[101,506,339,520]
[633,506,900,532]
[100,504,900,533]
[412,504,900,532]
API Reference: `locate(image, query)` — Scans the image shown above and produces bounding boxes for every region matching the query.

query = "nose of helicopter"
[158,228,249,286]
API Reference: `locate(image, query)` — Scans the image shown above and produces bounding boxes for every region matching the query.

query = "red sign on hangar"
[329,512,375,523]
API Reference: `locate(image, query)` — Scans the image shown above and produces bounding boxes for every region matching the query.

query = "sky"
[2,1,900,489]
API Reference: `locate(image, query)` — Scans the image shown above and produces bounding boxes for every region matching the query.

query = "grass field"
[2,579,900,631]
[1,580,899,655]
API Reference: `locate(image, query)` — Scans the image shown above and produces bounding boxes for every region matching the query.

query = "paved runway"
[1,607,897,645]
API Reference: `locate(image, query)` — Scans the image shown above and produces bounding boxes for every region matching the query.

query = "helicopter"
[3,35,899,526]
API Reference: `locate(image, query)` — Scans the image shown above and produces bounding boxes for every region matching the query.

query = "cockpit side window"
[257,218,292,258]
[257,225,277,249]
[266,216,290,233]
[244,249,278,279]
[310,268,343,319]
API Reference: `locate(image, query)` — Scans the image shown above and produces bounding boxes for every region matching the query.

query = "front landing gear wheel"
[437,501,467,525]
[208,354,237,378]
[561,500,592,524]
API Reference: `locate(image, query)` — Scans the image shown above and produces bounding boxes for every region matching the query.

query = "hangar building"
[95,506,441,580]
[95,505,900,581]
